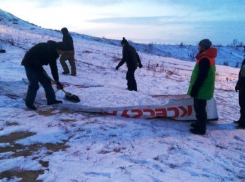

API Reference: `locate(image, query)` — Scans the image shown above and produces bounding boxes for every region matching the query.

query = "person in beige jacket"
[60,27,76,76]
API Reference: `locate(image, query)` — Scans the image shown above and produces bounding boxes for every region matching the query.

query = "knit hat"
[199,39,212,50]
[56,42,67,51]
[121,37,128,45]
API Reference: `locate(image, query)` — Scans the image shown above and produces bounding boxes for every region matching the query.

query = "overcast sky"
[0,0,244,45]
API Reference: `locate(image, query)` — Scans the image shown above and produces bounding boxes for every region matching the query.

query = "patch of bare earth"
[0,131,69,181]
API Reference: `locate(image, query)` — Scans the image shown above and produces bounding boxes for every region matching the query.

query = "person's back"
[61,27,74,51]
[21,41,58,69]
[123,44,138,69]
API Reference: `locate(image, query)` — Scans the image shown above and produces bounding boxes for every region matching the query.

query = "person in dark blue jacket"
[21,40,67,110]
[116,37,142,91]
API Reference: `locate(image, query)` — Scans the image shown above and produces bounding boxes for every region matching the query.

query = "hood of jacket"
[196,47,217,60]
[61,27,69,35]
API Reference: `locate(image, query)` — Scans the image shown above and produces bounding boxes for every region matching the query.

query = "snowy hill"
[0,9,244,68]
[0,8,245,182]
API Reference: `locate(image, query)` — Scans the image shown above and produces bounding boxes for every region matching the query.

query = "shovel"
[43,71,80,103]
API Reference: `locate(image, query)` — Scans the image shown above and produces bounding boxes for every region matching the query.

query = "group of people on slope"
[115,38,218,135]
[20,28,245,135]
[21,34,143,112]
[119,38,245,135]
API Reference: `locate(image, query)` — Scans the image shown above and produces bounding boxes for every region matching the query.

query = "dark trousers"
[239,86,245,126]
[194,98,207,131]
[24,66,56,105]
[126,67,137,91]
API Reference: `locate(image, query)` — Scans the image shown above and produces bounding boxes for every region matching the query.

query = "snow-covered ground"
[0,9,245,182]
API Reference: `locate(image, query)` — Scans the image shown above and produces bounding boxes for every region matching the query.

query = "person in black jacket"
[21,40,67,110]
[60,27,76,76]
[235,46,245,129]
[116,37,142,91]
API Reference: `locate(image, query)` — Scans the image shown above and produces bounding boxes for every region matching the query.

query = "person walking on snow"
[234,46,245,129]
[21,40,67,110]
[116,37,142,91]
[187,39,217,135]
[60,27,76,76]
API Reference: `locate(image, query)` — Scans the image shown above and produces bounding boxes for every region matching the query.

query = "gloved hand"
[235,85,239,92]
[190,85,198,97]
[116,66,119,70]
[56,81,63,90]
[139,64,143,68]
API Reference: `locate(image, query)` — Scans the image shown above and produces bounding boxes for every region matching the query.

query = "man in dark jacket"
[116,37,142,91]
[21,40,67,110]
[235,46,245,129]
[60,27,76,76]
[187,39,217,135]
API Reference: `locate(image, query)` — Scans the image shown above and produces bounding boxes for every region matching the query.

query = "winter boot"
[26,103,37,110]
[234,120,240,124]
[236,125,245,129]
[236,124,245,129]
[47,100,63,105]
[62,71,69,75]
[190,120,206,135]
[189,128,206,135]
[236,120,245,129]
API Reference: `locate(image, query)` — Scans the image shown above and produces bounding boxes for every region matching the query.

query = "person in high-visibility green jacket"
[187,39,217,135]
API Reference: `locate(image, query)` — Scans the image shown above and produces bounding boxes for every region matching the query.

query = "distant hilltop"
[0,8,244,68]
[0,9,38,27]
